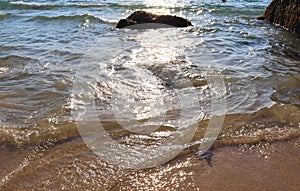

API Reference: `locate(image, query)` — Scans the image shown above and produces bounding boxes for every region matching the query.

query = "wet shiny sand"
[112,138,300,191]
[1,137,299,191]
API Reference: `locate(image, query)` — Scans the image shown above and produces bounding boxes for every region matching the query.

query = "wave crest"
[0,1,105,10]
[28,14,114,24]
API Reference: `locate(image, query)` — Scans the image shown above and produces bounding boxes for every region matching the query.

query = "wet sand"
[1,137,299,191]
[112,138,300,191]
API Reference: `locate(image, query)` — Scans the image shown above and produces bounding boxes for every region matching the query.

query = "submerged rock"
[263,0,300,35]
[116,11,192,29]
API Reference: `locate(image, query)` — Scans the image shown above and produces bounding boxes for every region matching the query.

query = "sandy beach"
[1,136,299,190]
[113,138,300,191]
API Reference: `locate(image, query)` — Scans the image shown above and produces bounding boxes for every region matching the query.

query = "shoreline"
[1,137,299,190]
[112,138,300,191]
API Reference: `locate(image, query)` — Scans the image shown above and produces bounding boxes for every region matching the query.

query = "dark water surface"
[0,0,299,189]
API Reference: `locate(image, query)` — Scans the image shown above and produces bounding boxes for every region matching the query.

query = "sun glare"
[144,0,181,14]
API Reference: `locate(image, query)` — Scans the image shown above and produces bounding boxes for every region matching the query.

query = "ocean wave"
[0,121,78,146]
[0,1,105,10]
[0,12,12,20]
[0,1,178,11]
[28,14,114,24]
[0,104,299,147]
[0,12,9,15]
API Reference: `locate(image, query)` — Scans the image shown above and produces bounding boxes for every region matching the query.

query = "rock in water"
[264,0,300,35]
[116,11,192,29]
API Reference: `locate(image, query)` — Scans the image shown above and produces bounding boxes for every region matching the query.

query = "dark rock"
[116,19,137,29]
[256,16,265,20]
[116,11,192,29]
[264,0,300,35]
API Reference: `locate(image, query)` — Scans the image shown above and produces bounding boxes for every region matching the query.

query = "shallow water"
[0,0,300,188]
